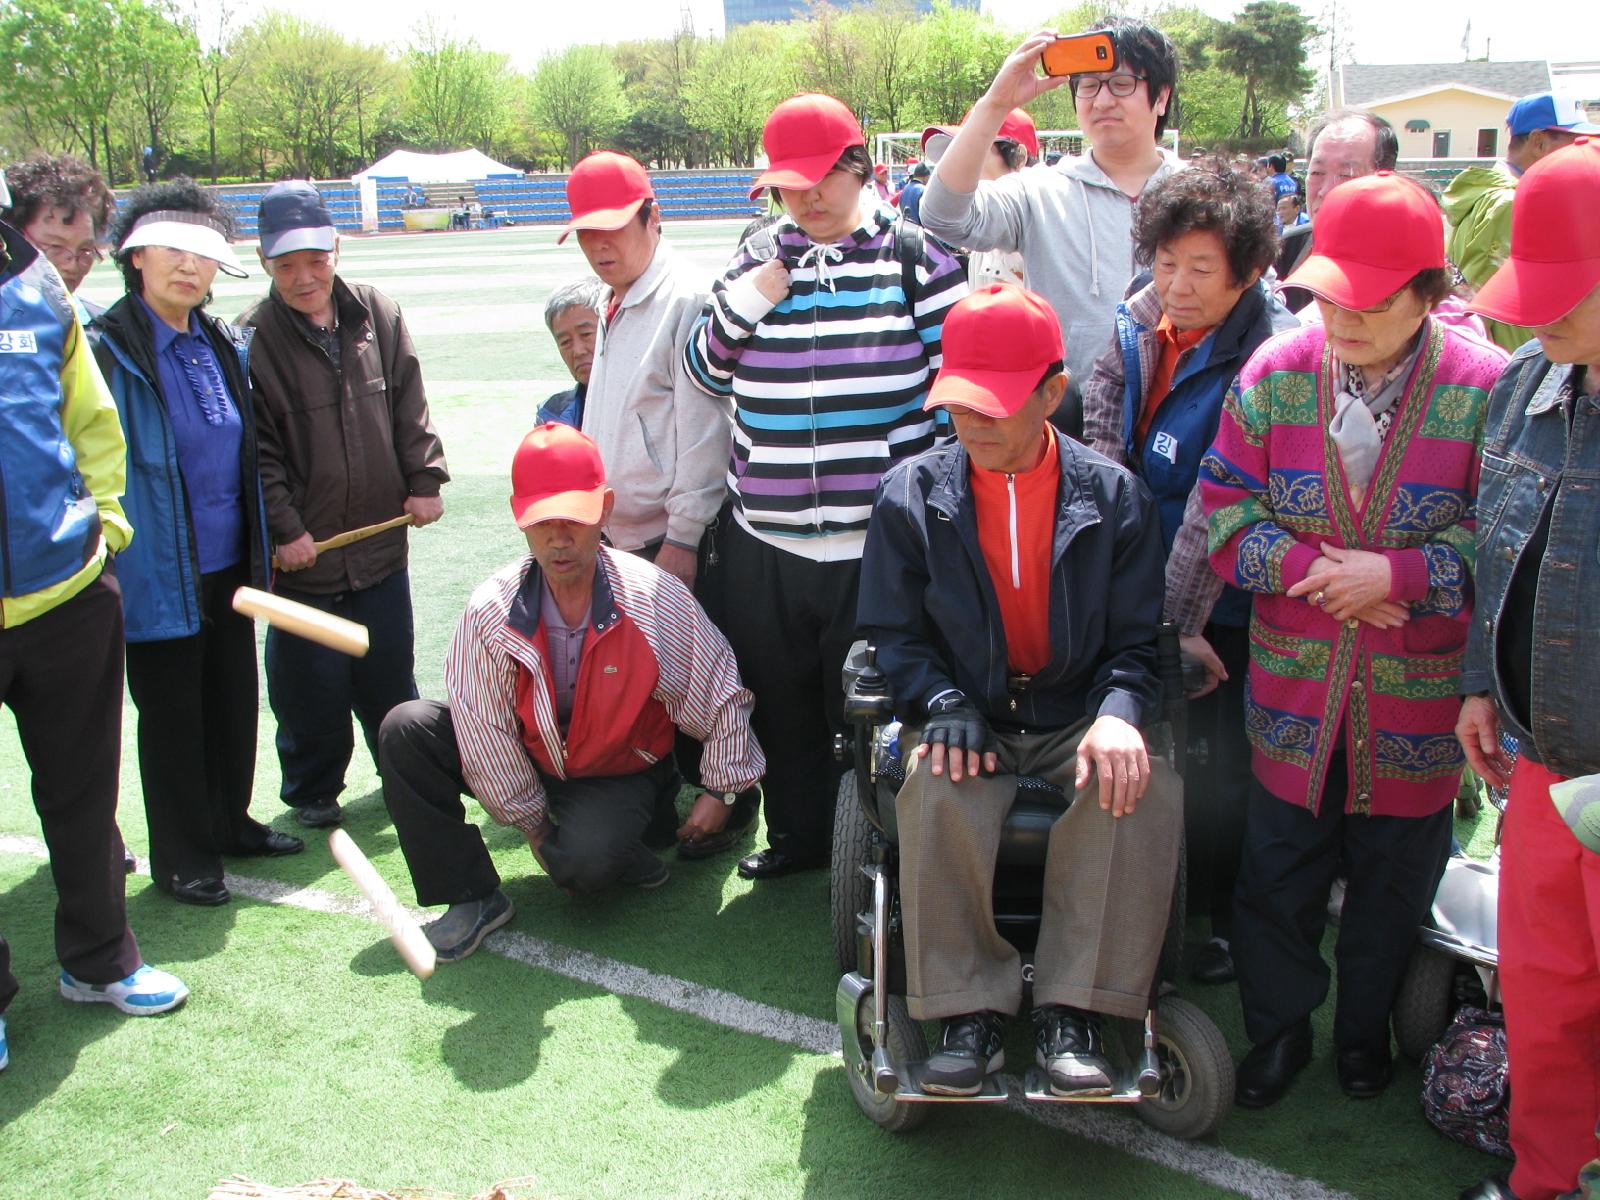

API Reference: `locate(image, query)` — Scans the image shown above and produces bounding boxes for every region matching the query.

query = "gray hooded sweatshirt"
[920,151,1180,389]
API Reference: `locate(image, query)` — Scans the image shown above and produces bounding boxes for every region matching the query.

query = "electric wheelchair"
[830,628,1234,1139]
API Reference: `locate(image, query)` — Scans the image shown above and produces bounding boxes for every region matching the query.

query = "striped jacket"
[444,547,765,832]
[683,209,968,562]
[1201,320,1506,817]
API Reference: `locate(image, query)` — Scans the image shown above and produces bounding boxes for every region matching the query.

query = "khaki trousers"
[896,720,1182,1022]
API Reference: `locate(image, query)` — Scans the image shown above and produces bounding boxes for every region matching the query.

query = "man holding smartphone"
[920,19,1180,390]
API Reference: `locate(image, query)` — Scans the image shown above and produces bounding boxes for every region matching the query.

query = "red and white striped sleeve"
[614,556,766,793]
[444,574,549,832]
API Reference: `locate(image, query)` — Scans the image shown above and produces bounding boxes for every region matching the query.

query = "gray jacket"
[582,242,728,552]
[920,151,1180,388]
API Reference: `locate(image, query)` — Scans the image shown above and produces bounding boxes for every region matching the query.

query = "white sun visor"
[119,210,248,278]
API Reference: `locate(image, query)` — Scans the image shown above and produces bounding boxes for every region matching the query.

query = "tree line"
[0,0,1319,185]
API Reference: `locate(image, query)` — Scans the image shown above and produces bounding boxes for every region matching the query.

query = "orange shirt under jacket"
[1136,315,1212,445]
[969,425,1060,677]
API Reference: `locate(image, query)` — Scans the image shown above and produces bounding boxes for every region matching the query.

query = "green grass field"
[0,222,1502,1199]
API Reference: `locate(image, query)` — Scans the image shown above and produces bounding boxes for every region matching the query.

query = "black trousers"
[631,528,760,828]
[1231,753,1452,1054]
[265,568,419,808]
[0,572,141,1011]
[124,562,263,885]
[712,518,859,862]
[378,699,669,905]
[1183,622,1252,940]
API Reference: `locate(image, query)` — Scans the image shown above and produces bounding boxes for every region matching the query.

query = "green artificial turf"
[0,221,1505,1199]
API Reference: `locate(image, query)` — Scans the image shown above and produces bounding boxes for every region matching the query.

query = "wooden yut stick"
[327,828,437,981]
[271,513,415,570]
[231,587,370,657]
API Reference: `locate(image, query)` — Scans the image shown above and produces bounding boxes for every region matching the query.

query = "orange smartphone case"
[1040,32,1117,78]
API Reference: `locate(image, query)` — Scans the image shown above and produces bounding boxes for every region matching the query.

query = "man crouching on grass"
[378,425,765,962]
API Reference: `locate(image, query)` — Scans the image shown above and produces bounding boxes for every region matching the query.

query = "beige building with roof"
[1335,60,1552,159]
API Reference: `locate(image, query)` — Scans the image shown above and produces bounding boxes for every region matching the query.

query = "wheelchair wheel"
[1392,942,1456,1061]
[831,773,873,972]
[844,993,930,1133]
[1135,995,1233,1140]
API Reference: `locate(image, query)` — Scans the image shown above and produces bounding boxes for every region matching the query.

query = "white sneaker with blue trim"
[1,1014,8,1070]
[59,965,188,1015]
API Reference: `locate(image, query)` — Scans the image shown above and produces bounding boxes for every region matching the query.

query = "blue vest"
[0,222,98,599]
[1118,283,1281,628]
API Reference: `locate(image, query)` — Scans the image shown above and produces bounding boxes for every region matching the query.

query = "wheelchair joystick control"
[859,645,886,688]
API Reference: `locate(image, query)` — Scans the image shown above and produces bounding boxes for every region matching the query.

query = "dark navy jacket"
[90,295,269,642]
[858,432,1166,732]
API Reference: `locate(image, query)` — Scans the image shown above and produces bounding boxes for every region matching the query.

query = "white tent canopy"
[353,148,519,182]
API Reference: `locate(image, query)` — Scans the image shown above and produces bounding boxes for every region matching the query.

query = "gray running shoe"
[424,890,514,962]
[922,1010,1006,1095]
[1034,1004,1113,1094]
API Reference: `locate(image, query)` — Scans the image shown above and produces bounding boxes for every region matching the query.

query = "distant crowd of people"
[2,20,1598,1200]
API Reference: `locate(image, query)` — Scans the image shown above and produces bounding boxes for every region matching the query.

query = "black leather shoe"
[1190,937,1236,985]
[228,829,305,857]
[1458,1174,1517,1200]
[1235,1022,1312,1108]
[166,876,230,906]
[293,801,343,829]
[736,848,825,880]
[679,811,758,861]
[1336,1046,1393,1099]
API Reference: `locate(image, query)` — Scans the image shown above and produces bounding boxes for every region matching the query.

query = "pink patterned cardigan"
[1201,319,1508,817]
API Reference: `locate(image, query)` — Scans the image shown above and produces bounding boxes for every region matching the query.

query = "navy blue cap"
[258,180,336,258]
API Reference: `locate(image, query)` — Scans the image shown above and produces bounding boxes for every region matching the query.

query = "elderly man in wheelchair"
[842,284,1229,1135]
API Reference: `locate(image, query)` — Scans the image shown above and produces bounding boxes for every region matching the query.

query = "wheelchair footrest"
[894,1062,1011,1103]
[1022,1068,1144,1104]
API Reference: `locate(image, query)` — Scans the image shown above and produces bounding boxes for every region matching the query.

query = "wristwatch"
[719,791,738,807]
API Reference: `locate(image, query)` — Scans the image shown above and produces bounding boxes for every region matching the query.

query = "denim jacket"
[1462,346,1600,776]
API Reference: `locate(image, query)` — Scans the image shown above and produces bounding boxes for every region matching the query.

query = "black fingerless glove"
[922,693,998,757]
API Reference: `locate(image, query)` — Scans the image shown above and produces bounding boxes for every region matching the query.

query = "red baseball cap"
[925,284,1065,418]
[1470,137,1600,327]
[921,107,1041,163]
[1282,171,1445,310]
[509,425,608,528]
[560,151,654,244]
[749,93,864,199]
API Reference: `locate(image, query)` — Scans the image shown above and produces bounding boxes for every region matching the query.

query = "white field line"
[0,832,1353,1200]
